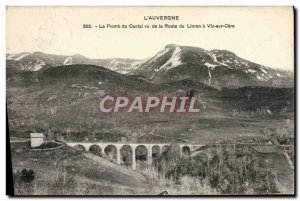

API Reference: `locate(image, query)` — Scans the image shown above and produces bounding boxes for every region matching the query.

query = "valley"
[7,44,294,195]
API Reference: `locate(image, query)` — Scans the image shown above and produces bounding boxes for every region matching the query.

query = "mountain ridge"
[6,52,142,74]
[134,44,293,88]
[7,44,294,88]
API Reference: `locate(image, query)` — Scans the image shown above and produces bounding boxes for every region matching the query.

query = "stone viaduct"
[67,142,204,170]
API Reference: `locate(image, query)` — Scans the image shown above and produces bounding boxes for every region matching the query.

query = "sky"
[6,7,294,71]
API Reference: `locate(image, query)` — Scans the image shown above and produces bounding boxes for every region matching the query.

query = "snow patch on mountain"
[159,46,183,70]
[64,57,73,65]
[205,62,218,69]
[7,54,15,60]
[260,68,267,74]
[244,69,257,74]
[262,74,270,80]
[208,69,212,83]
[32,61,45,71]
[147,46,184,79]
[7,53,30,61]
[207,51,229,67]
[277,72,284,77]
[102,58,142,74]
[119,70,128,74]
[256,74,270,81]
[256,75,264,81]
[149,48,170,64]
[14,53,30,61]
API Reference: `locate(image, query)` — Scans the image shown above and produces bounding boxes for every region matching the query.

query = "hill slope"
[11,142,150,195]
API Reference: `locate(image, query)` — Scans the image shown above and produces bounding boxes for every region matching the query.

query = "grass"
[11,142,151,195]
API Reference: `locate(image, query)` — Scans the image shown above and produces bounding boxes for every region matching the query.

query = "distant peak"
[165,44,178,49]
[33,51,44,55]
[72,54,86,58]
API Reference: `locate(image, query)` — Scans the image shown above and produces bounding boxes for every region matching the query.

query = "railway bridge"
[67,142,204,170]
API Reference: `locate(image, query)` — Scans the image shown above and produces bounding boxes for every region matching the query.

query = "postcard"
[6,6,295,196]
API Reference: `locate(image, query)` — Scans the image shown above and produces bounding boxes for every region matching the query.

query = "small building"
[30,133,44,148]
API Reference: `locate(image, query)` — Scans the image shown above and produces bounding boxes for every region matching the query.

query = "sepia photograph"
[6,6,295,196]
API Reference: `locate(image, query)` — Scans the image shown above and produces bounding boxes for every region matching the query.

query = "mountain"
[134,44,293,88]
[7,44,294,88]
[6,52,141,74]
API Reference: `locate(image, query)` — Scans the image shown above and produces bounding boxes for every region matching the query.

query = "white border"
[1,0,298,200]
